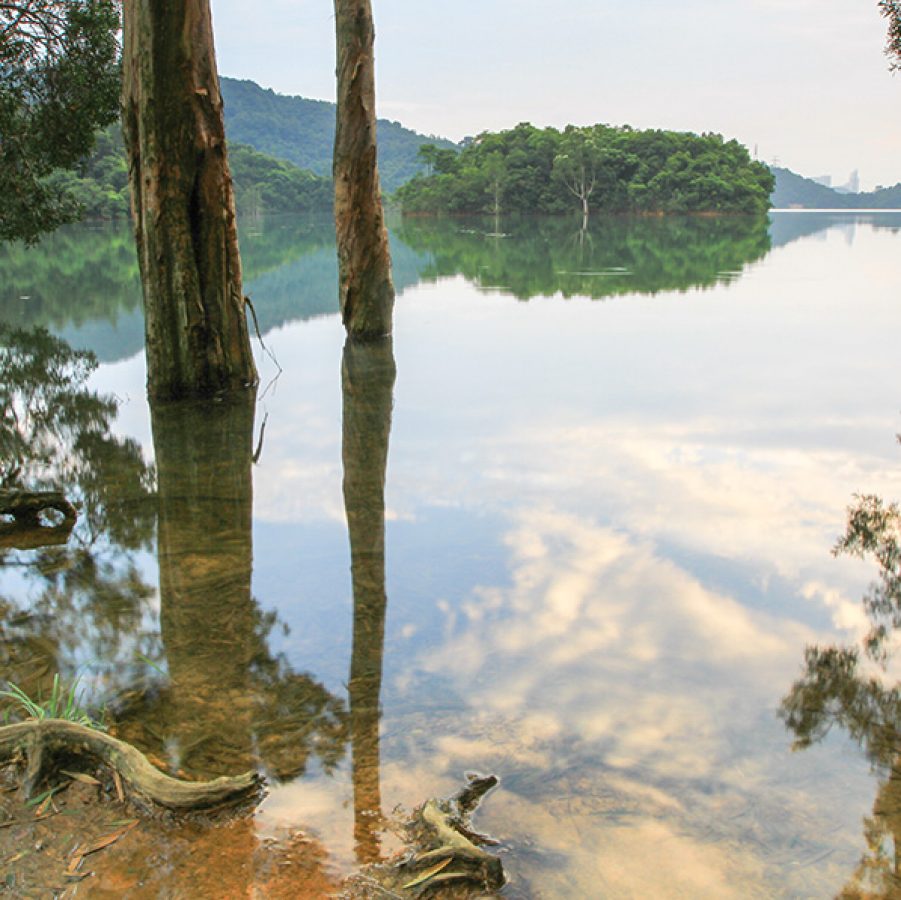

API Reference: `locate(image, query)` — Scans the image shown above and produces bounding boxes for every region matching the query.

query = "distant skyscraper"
[835,170,860,195]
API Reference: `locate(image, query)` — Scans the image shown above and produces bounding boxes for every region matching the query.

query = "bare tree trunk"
[122,0,257,400]
[333,0,395,339]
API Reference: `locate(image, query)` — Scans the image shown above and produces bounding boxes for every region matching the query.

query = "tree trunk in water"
[342,338,395,863]
[122,0,257,400]
[334,0,395,339]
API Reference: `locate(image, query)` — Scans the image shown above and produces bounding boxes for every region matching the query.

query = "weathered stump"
[346,774,506,897]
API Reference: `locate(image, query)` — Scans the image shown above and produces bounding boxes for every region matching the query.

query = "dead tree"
[333,0,395,339]
[121,0,257,400]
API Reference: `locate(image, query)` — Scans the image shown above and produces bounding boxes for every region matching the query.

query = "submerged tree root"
[348,774,505,897]
[0,719,261,810]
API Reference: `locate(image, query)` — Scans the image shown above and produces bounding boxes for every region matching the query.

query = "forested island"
[396,123,775,216]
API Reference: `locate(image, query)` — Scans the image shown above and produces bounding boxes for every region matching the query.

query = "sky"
[209,0,901,191]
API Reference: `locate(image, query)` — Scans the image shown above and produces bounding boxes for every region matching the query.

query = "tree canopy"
[396,123,774,216]
[0,0,120,243]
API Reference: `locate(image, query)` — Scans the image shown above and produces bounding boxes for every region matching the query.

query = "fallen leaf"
[62,771,100,787]
[401,857,453,890]
[112,770,124,803]
[78,820,138,858]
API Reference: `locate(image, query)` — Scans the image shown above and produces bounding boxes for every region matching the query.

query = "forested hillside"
[396,123,774,215]
[45,126,333,220]
[220,77,457,193]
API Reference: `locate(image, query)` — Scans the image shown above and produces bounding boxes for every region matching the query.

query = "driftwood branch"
[347,773,505,896]
[0,719,262,810]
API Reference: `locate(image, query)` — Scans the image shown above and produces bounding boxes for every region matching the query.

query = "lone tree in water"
[122,0,257,400]
[333,0,395,339]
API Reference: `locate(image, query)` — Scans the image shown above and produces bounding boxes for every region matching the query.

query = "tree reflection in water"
[395,213,772,301]
[781,490,901,898]
[114,390,349,782]
[0,325,157,706]
[342,337,395,865]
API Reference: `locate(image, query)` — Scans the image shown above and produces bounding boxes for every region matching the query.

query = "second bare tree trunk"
[122,0,257,400]
[333,0,395,339]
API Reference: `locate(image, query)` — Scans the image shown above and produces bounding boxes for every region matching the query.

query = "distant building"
[835,170,860,195]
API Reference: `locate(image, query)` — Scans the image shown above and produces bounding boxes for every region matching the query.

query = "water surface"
[3,211,901,897]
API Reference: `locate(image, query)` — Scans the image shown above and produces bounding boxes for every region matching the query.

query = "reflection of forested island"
[0,217,427,361]
[395,215,772,300]
[5,210,886,362]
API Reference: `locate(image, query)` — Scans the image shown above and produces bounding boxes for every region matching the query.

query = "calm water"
[3,211,901,897]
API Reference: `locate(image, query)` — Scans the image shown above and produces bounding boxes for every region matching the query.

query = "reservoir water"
[3,211,901,897]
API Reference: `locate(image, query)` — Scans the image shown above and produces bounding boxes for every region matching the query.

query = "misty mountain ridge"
[771,167,901,209]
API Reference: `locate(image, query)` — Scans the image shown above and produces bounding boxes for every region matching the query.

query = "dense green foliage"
[771,166,901,209]
[394,214,771,301]
[46,125,334,220]
[220,77,457,194]
[44,126,132,221]
[396,123,774,215]
[229,144,332,215]
[0,0,121,243]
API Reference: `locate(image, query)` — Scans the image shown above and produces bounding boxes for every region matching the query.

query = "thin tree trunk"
[122,0,257,400]
[333,0,395,339]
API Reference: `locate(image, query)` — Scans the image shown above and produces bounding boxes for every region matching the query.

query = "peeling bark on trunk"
[121,0,257,400]
[333,0,395,339]
[342,338,395,863]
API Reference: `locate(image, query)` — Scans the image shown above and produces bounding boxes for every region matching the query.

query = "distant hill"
[220,77,457,194]
[771,166,901,209]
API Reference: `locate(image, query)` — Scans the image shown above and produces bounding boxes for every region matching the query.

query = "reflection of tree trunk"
[151,388,257,780]
[868,758,901,894]
[342,338,395,865]
[333,0,395,338]
[122,0,257,400]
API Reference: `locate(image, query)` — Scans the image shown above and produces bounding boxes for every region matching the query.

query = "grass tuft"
[0,673,105,730]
